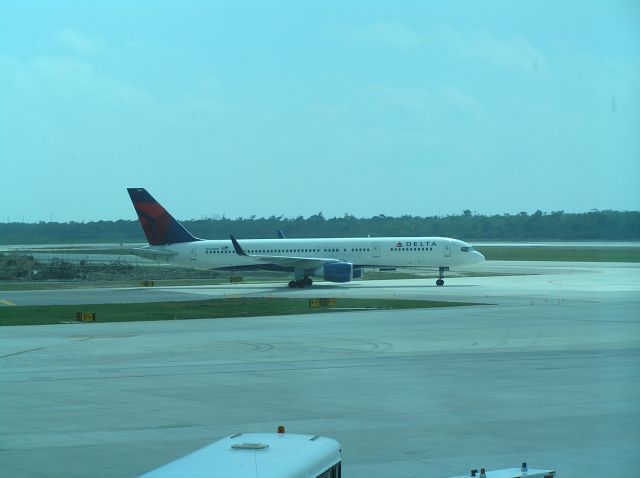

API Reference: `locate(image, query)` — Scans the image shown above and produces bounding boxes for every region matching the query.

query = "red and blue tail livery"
[127,188,200,246]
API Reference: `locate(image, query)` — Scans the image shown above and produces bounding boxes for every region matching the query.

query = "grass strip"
[475,246,640,262]
[30,248,135,255]
[0,297,477,326]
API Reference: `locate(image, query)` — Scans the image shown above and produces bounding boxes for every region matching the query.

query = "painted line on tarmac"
[1,347,45,358]
[0,299,16,306]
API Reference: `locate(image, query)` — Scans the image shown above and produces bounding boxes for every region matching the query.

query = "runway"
[1,261,639,477]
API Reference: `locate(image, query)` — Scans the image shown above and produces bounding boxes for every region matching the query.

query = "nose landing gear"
[436,266,449,286]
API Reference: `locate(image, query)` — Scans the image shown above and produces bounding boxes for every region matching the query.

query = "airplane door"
[190,247,197,261]
[373,243,381,258]
[444,241,451,257]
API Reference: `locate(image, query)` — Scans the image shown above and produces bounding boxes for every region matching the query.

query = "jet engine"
[318,262,353,283]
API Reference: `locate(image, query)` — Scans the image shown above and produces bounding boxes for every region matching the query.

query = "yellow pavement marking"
[0,299,16,306]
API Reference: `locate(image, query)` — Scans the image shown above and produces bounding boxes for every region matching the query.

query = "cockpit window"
[461,246,474,252]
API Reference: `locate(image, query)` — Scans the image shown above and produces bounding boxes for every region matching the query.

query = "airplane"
[127,188,485,288]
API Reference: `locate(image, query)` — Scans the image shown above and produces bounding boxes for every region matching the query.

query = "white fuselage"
[139,236,484,274]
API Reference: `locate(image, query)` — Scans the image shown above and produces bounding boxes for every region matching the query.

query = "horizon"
[1,207,638,225]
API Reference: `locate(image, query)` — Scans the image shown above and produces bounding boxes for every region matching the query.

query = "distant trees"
[0,210,638,244]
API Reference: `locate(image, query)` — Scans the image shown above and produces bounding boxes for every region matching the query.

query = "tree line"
[0,210,638,245]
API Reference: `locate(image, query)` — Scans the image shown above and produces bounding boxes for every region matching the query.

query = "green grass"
[475,246,640,262]
[0,298,478,326]
[10,247,137,255]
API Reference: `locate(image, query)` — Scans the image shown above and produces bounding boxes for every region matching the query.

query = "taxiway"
[0,261,639,477]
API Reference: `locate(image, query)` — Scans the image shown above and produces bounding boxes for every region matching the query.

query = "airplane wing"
[230,235,341,270]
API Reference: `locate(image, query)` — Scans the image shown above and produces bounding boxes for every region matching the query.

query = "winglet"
[229,235,247,256]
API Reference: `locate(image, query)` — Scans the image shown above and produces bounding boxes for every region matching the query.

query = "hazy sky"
[1,0,638,222]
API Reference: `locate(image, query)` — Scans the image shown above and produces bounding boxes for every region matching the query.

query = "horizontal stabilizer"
[131,247,177,261]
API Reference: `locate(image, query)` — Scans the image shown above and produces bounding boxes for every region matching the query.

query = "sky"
[1,0,639,222]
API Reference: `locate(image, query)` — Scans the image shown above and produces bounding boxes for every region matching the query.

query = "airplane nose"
[473,251,485,264]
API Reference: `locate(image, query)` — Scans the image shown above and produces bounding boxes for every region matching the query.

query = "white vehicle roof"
[449,466,555,478]
[139,432,342,478]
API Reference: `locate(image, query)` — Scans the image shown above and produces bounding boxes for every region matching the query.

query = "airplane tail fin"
[127,188,200,245]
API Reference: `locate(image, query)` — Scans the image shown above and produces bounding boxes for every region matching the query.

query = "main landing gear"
[288,277,313,288]
[436,266,449,286]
